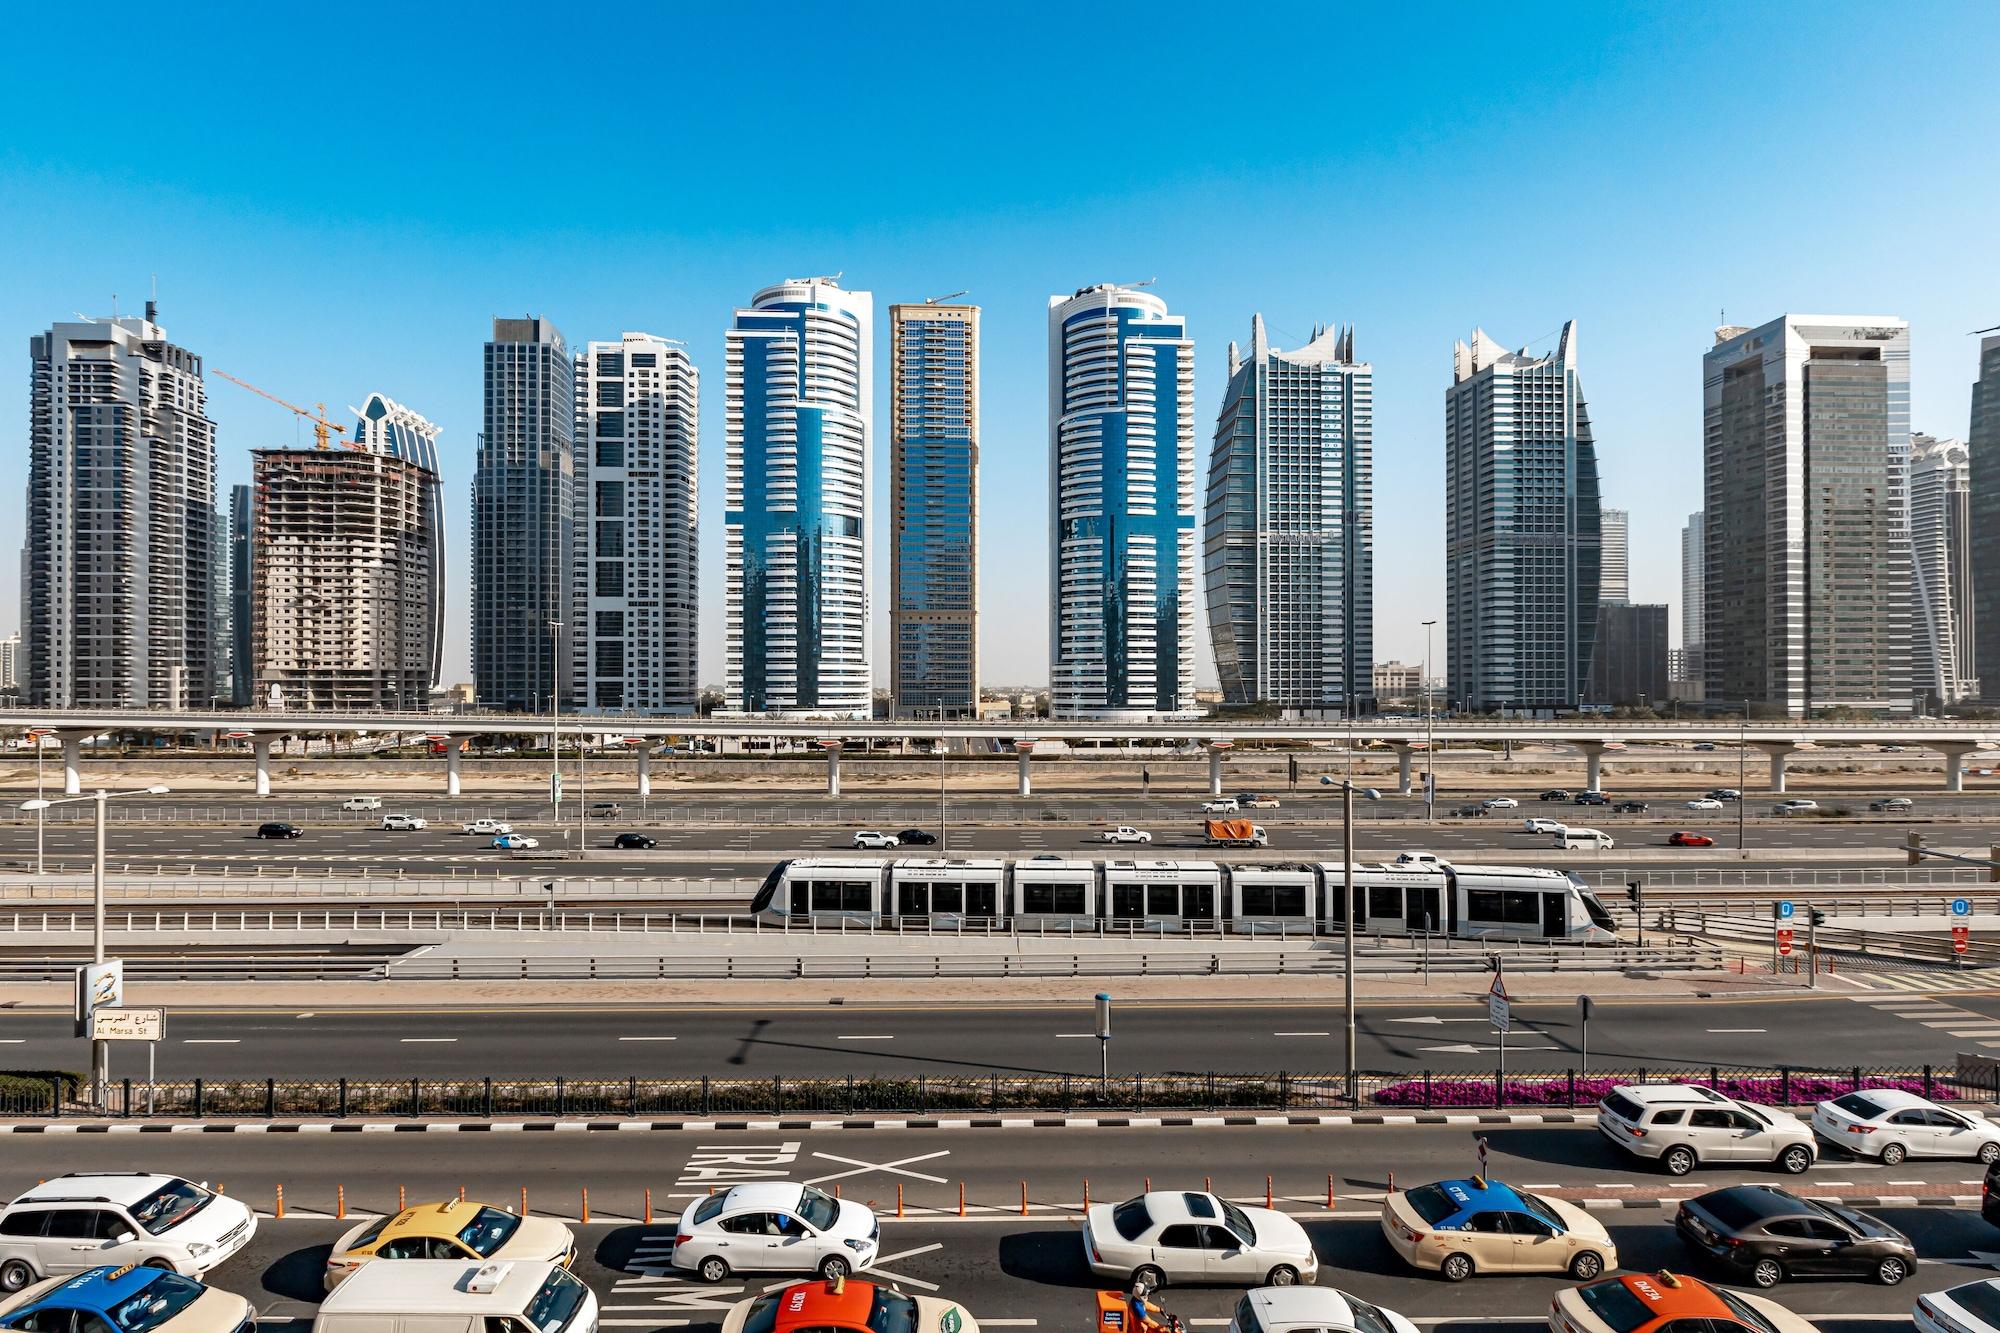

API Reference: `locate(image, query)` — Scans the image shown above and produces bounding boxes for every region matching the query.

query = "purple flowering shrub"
[1371,1072,1931,1108]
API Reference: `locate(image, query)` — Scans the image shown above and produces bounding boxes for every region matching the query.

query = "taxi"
[0,1265,252,1333]
[722,1276,980,1333]
[1380,1176,1614,1282]
[325,1199,577,1290]
[1551,1271,1818,1333]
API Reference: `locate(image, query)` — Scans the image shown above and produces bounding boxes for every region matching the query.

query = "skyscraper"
[1910,433,1975,706]
[573,332,699,714]
[228,484,252,707]
[24,305,218,708]
[352,393,445,689]
[1204,315,1373,714]
[1598,508,1629,604]
[724,279,873,717]
[474,317,574,712]
[1444,323,1601,712]
[889,301,979,717]
[1585,603,1669,707]
[0,633,19,693]
[1703,316,1912,715]
[1678,510,1705,689]
[1047,283,1197,719]
[1969,334,2000,702]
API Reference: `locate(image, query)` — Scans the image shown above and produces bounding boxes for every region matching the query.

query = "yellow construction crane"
[211,369,356,451]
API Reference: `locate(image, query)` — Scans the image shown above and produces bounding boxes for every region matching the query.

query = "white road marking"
[1055,1033,1094,1038]
[872,1243,945,1267]
[807,1149,950,1186]
[400,1038,457,1044]
[184,1039,240,1045]
[618,1036,679,1042]
[0,1040,23,1045]
[296,1013,316,1019]
[835,1035,895,1041]
[1705,1028,1767,1034]
[1273,1031,1331,1037]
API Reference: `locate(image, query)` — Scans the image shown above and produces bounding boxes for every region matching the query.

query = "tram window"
[897,884,929,915]
[1241,884,1307,916]
[965,883,998,917]
[1507,891,1542,924]
[1024,883,1088,914]
[1469,889,1542,924]
[1367,886,1402,918]
[811,881,873,912]
[1466,889,1502,921]
[1111,885,1145,919]
[931,884,965,914]
[1146,885,1181,916]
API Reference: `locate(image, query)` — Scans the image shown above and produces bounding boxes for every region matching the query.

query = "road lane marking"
[0,1040,23,1045]
[807,1149,950,1186]
[400,1038,457,1044]
[618,1036,679,1042]
[1273,1031,1330,1037]
[835,1035,895,1041]
[184,1039,239,1044]
[1055,1033,1093,1038]
[1705,1028,1768,1033]
[872,1243,944,1267]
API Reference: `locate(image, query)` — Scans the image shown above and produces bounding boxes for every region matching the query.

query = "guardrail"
[1668,908,2000,967]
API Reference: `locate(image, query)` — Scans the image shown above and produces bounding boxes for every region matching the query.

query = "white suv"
[1201,799,1240,815]
[380,813,427,831]
[0,1173,257,1291]
[851,830,899,849]
[1596,1084,1815,1176]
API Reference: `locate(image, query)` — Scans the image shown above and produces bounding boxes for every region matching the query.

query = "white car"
[1685,798,1724,811]
[341,797,382,812]
[463,819,512,836]
[851,830,899,849]
[1201,799,1240,815]
[380,813,427,830]
[1082,1190,1318,1289]
[493,833,539,850]
[1481,797,1519,810]
[1812,1088,2000,1164]
[1597,1084,1814,1176]
[1230,1288,1418,1333]
[1522,818,1567,835]
[0,1173,257,1289]
[1773,799,1819,815]
[1918,1280,2000,1333]
[1101,827,1153,844]
[670,1182,878,1282]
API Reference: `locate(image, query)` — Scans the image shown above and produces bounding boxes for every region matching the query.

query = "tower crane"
[925,290,969,304]
[211,369,357,451]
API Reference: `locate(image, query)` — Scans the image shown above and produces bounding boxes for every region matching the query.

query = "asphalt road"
[4,994,1993,1079]
[3,1122,1993,1328]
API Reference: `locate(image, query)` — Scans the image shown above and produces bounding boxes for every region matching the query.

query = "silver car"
[0,1174,257,1291]
[1082,1191,1317,1289]
[670,1183,878,1282]
[1597,1084,1814,1176]
[1813,1089,2000,1164]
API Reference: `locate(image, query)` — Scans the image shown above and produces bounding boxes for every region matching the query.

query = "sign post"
[1953,898,1972,968]
[1774,901,1795,974]
[1577,995,1593,1074]
[1095,992,1112,1089]
[1488,969,1511,1098]
[1476,1135,1490,1178]
[90,1007,165,1115]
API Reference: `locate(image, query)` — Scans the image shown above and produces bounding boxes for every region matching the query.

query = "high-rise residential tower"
[572,333,699,714]
[889,301,979,717]
[1678,511,1705,688]
[250,448,434,711]
[228,484,253,706]
[1970,334,2000,701]
[0,633,19,693]
[1910,433,1975,706]
[1702,316,1912,715]
[724,279,873,717]
[1444,323,1601,713]
[1204,315,1373,715]
[24,306,219,709]
[474,317,574,712]
[1048,283,1197,719]
[1598,508,1629,604]
[352,393,444,689]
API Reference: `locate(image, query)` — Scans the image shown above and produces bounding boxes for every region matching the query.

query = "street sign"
[1487,975,1511,1034]
[1476,1136,1489,1175]
[89,1007,164,1042]
[1954,925,1971,954]
[1776,927,1795,957]
[73,961,124,1036]
[1777,900,1795,920]
[1095,992,1112,1040]
[549,773,563,804]
[1210,740,1234,751]
[1953,898,1973,917]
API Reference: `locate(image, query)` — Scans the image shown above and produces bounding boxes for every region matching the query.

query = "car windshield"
[1217,1199,1256,1244]
[692,1196,726,1225]
[1944,1283,2000,1326]
[1111,1199,1151,1241]
[1403,1185,1459,1226]
[1231,1297,1265,1333]
[1517,1192,1566,1231]
[129,1181,209,1232]
[523,1268,589,1333]
[1831,1092,1886,1118]
[1576,1282,1655,1333]
[798,1186,840,1231]
[1736,1102,1774,1127]
[345,1215,391,1250]
[105,1272,206,1333]
[1712,1287,1781,1333]
[862,1290,920,1333]
[1340,1296,1397,1333]
[456,1206,522,1256]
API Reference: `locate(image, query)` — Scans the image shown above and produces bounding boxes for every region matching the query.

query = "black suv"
[1613,800,1648,814]
[895,828,938,845]
[256,822,303,839]
[1675,1185,1913,1288]
[612,832,657,850]
[1574,791,1610,806]
[1539,789,1572,801]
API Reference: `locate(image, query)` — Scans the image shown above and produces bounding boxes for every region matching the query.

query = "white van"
[341,796,383,812]
[1554,828,1614,850]
[313,1260,597,1333]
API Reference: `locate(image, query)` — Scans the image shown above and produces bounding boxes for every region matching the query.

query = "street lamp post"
[1421,620,1438,820]
[1341,778,1357,1103]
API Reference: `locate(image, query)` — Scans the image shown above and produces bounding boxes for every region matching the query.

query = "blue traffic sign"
[1952,898,1972,917]
[1777,900,1795,919]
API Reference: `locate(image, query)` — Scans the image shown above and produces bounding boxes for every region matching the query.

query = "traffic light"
[1992,845,2000,884]
[1809,908,1827,927]
[1907,832,1926,866]
[1625,879,1644,906]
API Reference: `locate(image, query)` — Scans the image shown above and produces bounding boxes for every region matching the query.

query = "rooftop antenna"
[1974,324,2000,335]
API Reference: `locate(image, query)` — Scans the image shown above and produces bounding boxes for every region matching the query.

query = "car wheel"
[1264,1265,1298,1287]
[1439,1252,1474,1282]
[1568,1251,1604,1280]
[697,1256,730,1283]
[1878,1255,1909,1285]
[1980,1141,2000,1165]
[818,1255,850,1281]
[1779,1144,1813,1174]
[1880,1141,1907,1166]
[0,1260,35,1293]
[1662,1145,1696,1176]
[1750,1258,1784,1289]
[142,1259,175,1272]
[1132,1266,1165,1294]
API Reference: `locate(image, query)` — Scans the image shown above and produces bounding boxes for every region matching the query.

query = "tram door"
[1184,883,1217,922]
[1541,891,1567,938]
[1405,884,1442,933]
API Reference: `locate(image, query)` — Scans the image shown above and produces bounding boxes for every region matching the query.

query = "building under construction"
[250,448,434,711]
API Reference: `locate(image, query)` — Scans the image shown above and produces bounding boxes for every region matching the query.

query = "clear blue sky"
[3,3,1995,690]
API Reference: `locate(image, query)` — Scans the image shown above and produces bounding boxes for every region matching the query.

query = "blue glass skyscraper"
[890,301,978,716]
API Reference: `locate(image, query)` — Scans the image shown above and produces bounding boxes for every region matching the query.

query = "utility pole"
[1422,620,1437,822]
[1342,780,1357,1103]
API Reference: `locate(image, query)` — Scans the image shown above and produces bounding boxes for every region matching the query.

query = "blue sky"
[2,3,1995,690]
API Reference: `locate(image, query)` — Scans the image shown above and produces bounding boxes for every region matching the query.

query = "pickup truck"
[1203,819,1268,848]
[463,818,513,836]
[1100,826,1153,844]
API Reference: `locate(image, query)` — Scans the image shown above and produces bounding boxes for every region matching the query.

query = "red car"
[1669,830,1715,847]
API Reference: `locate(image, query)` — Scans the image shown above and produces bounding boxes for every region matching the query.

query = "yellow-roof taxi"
[1380,1176,1615,1282]
[325,1201,575,1291]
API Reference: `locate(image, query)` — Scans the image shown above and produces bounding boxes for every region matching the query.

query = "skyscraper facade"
[1204,316,1373,714]
[1047,283,1197,719]
[1677,510,1705,693]
[352,393,445,689]
[724,279,873,717]
[889,301,979,717]
[228,484,252,707]
[474,317,574,712]
[1586,603,1669,707]
[1598,508,1629,604]
[1910,433,1975,706]
[1444,323,1601,713]
[1969,335,2000,702]
[24,307,219,708]
[1702,316,1912,715]
[250,448,434,711]
[573,332,699,714]
[0,634,18,693]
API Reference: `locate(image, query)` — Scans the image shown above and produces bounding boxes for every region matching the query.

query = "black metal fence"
[2,1064,1989,1119]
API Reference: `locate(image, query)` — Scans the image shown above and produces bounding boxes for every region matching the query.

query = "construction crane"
[211,369,356,451]
[925,290,969,304]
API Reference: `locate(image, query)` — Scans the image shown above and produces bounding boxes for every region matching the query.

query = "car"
[1613,801,1648,814]
[1870,797,1914,812]
[1674,1185,1913,1287]
[1100,827,1154,844]
[1392,852,1445,869]
[670,1183,878,1282]
[325,1199,577,1291]
[1811,1088,2000,1164]
[1773,799,1819,816]
[851,831,899,849]
[1228,1287,1420,1333]
[1241,796,1281,809]
[1452,803,1488,817]
[1555,828,1614,849]
[718,1279,977,1333]
[462,819,512,836]
[1539,789,1573,801]
[612,832,656,850]
[492,833,539,850]
[1694,742,1719,751]
[1082,1190,1318,1289]
[894,828,938,845]
[1553,1270,1820,1333]
[341,797,383,812]
[1597,1084,1815,1176]
[1685,798,1724,812]
[1201,799,1240,815]
[0,1266,252,1333]
[255,822,302,839]
[1881,744,1907,752]
[1574,791,1610,806]
[586,803,623,819]
[1668,831,1716,848]
[1378,1175,1614,1282]
[0,1173,258,1288]
[1708,788,1742,800]
[379,813,427,831]
[1481,797,1519,810]
[1523,818,1567,835]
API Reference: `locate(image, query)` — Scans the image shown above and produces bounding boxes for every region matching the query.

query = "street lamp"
[1421,621,1438,821]
[19,784,170,1107]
